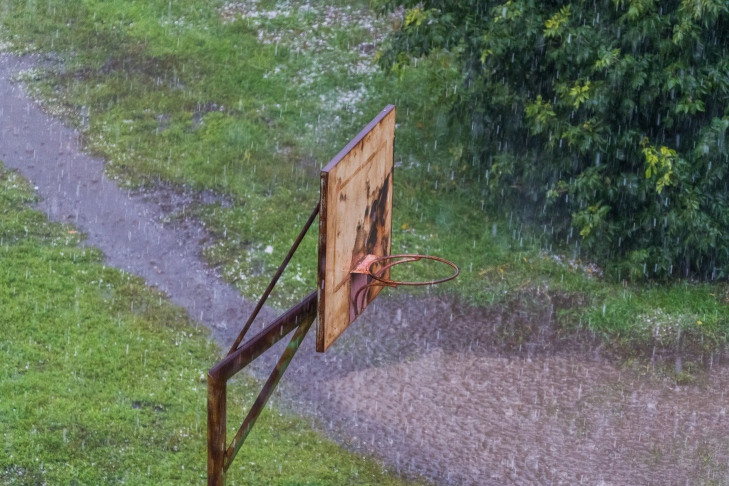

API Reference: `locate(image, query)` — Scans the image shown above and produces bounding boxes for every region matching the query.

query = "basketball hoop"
[208,105,461,484]
[351,253,459,317]
[366,254,460,286]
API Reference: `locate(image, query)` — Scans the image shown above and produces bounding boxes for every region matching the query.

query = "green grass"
[1,0,727,358]
[0,163,423,484]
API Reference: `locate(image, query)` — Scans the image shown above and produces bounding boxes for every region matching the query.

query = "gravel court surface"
[2,52,729,485]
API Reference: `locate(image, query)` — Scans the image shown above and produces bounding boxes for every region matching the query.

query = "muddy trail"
[2,53,729,485]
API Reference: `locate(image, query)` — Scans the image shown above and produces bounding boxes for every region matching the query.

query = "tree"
[376,0,729,280]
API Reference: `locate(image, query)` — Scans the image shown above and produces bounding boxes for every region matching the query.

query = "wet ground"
[2,53,729,485]
[0,53,274,346]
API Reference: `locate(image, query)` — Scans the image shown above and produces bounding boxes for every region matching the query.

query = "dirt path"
[2,52,729,485]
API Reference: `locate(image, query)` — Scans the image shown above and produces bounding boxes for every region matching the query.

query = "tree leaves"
[378,0,729,280]
[544,6,571,39]
[641,138,676,194]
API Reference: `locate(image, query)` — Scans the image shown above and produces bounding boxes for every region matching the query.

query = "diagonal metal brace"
[207,204,320,485]
[227,204,320,356]
[207,291,317,485]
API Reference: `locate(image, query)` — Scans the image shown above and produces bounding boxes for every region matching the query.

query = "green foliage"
[377,0,729,281]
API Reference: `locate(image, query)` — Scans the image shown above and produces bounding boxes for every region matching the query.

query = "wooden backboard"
[317,105,395,352]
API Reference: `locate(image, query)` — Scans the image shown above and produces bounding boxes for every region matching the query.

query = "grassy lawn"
[0,162,423,484]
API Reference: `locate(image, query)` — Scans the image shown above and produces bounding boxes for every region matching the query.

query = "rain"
[1,0,729,485]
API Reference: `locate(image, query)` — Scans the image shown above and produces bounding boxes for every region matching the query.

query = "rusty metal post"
[207,373,227,486]
[207,291,317,484]
[208,204,321,484]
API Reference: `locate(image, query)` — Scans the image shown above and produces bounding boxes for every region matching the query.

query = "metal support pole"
[208,203,320,485]
[207,374,227,486]
[207,291,317,485]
